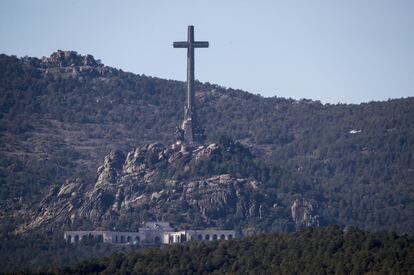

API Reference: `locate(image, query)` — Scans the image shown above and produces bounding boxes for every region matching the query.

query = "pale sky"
[1,0,413,103]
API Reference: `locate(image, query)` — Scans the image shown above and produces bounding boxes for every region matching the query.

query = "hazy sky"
[1,0,413,103]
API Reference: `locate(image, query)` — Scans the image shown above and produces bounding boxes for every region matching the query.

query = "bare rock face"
[36,51,121,80]
[95,150,125,187]
[41,50,101,67]
[21,142,279,233]
[291,198,320,228]
[18,179,85,233]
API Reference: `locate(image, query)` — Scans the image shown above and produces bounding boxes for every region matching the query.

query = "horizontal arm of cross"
[193,41,209,48]
[173,41,209,48]
[173,41,188,48]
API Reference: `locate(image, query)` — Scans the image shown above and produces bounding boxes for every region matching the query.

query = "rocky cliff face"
[291,198,320,228]
[21,142,284,233]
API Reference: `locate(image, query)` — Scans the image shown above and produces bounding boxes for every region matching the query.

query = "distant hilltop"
[0,51,413,239]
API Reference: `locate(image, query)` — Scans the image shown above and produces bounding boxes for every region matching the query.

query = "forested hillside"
[1,50,414,272]
[1,51,413,237]
[34,226,414,275]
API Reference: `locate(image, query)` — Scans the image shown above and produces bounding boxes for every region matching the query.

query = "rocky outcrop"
[25,50,121,80]
[291,198,320,228]
[20,179,86,233]
[41,50,102,67]
[21,142,280,233]
[95,150,125,186]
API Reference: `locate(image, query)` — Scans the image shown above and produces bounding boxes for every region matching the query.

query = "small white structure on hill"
[64,222,236,245]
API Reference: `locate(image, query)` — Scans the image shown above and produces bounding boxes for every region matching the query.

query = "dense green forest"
[0,232,132,273]
[19,226,413,274]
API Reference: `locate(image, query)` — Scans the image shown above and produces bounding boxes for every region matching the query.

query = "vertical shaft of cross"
[187,25,195,111]
[173,25,209,146]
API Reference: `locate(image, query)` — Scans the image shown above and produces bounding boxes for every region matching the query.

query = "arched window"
[74,235,79,242]
[220,234,225,240]
[228,234,233,240]
[213,234,218,240]
[67,235,72,243]
[198,234,203,241]
[154,236,161,244]
[127,236,131,243]
[205,234,210,240]
[135,236,140,243]
[120,235,125,243]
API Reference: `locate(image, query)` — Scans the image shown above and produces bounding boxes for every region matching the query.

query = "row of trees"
[43,226,414,274]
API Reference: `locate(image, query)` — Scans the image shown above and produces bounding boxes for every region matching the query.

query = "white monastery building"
[64,222,236,245]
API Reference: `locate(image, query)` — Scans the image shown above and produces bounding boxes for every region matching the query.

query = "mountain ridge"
[0,51,413,237]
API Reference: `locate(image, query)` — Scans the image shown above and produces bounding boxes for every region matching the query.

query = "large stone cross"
[173,25,209,146]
